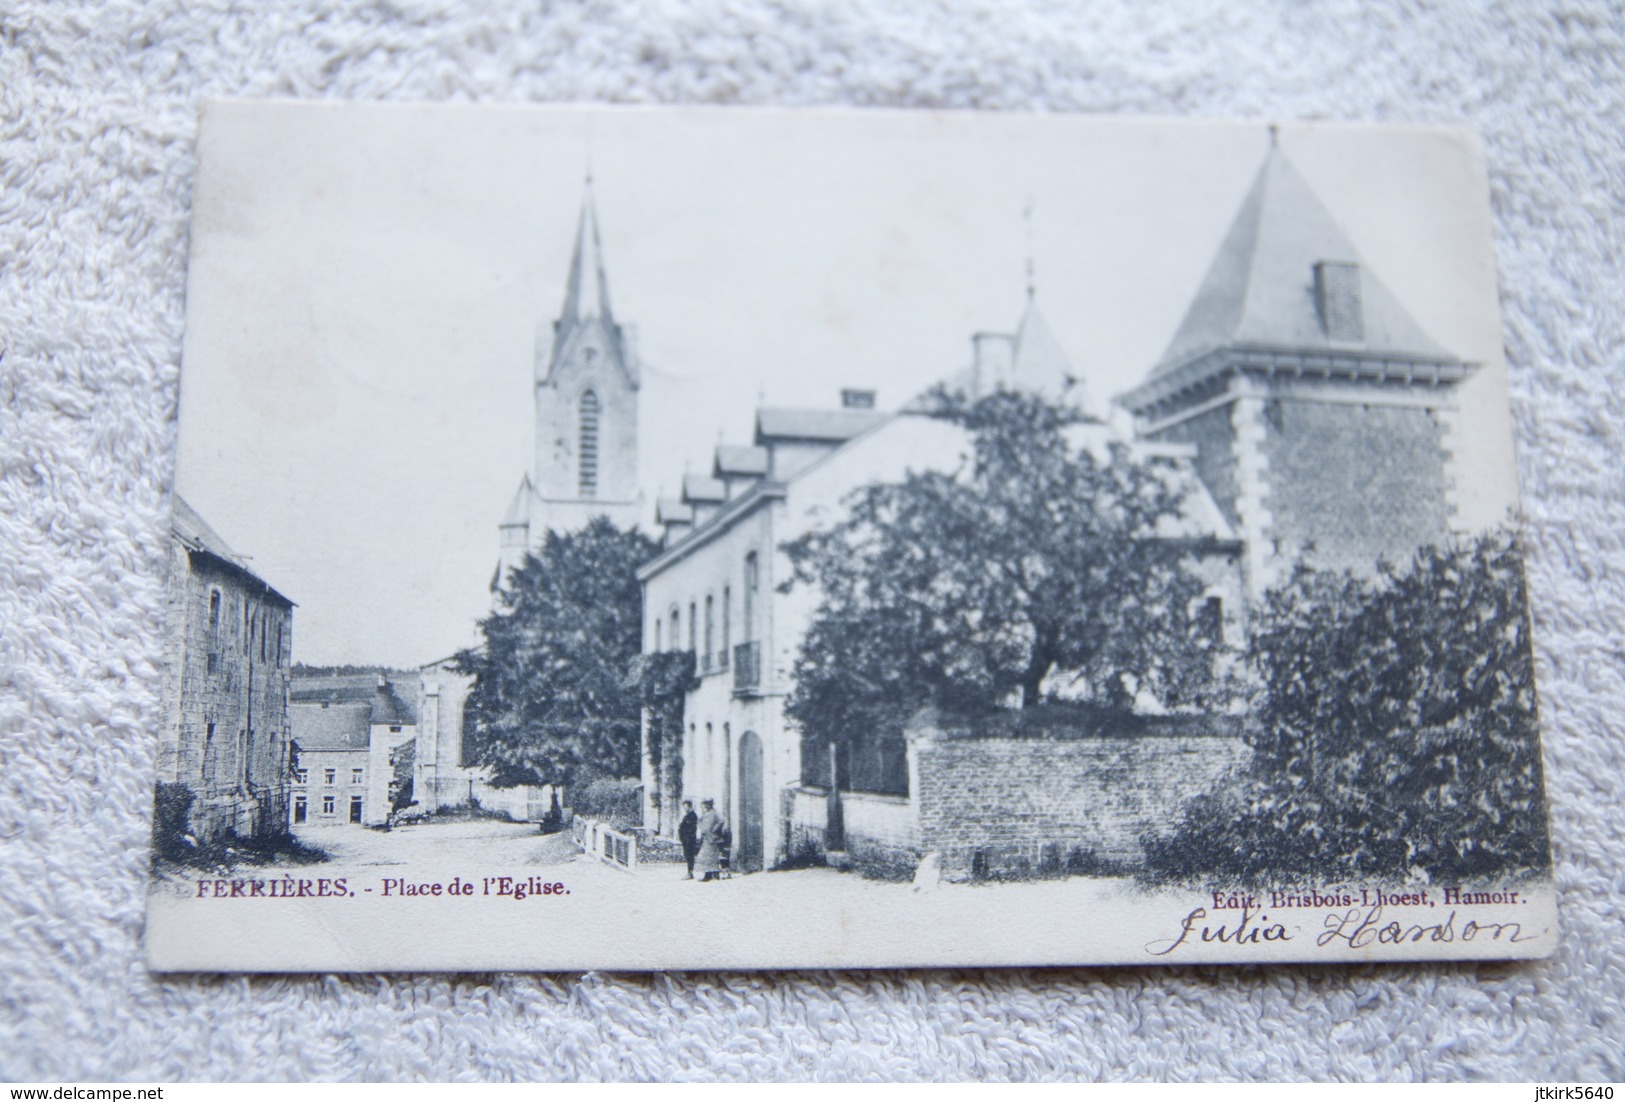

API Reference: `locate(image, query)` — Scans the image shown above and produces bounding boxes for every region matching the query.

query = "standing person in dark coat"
[678,799,699,880]
[695,799,727,882]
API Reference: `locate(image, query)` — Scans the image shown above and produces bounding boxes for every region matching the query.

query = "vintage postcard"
[145,103,1555,971]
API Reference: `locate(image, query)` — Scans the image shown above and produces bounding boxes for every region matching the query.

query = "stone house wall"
[291,747,369,824]
[157,544,293,841]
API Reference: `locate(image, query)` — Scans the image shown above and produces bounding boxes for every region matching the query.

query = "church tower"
[497,182,642,583]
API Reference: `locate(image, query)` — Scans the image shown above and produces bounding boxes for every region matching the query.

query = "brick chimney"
[1314,261,1364,342]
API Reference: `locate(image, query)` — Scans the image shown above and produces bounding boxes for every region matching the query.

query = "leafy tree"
[1144,530,1551,884]
[782,388,1229,791]
[458,518,668,788]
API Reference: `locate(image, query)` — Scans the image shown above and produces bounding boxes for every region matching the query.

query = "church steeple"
[538,179,635,390]
[509,177,642,545]
[559,179,614,328]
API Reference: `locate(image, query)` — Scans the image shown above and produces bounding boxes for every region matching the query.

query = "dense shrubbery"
[151,782,199,865]
[150,782,328,871]
[1144,530,1551,885]
[569,773,642,831]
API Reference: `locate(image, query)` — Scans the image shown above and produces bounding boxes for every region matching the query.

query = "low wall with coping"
[910,713,1250,878]
[778,712,1249,879]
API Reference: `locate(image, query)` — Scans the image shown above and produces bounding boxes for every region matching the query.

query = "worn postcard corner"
[145,104,1555,972]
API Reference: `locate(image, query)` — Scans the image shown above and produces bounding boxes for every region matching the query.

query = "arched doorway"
[737,731,764,872]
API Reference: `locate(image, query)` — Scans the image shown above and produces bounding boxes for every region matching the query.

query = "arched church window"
[578,389,601,498]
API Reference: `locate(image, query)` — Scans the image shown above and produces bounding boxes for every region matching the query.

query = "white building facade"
[637,303,1245,873]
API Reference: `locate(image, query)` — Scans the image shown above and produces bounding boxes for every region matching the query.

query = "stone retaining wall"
[910,721,1249,878]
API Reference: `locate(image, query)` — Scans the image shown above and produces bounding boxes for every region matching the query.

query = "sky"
[174,104,1518,668]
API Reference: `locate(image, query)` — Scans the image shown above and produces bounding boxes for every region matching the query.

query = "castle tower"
[1117,130,1478,597]
[496,182,642,584]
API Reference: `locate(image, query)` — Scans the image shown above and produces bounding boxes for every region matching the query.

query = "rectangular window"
[688,601,697,655]
[352,767,364,785]
[704,595,715,670]
[1200,596,1224,645]
[744,552,759,642]
[324,768,336,786]
[207,590,222,674]
[721,586,731,668]
[322,795,335,816]
[294,769,308,786]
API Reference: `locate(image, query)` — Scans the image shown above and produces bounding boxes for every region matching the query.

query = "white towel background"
[1,0,1621,1081]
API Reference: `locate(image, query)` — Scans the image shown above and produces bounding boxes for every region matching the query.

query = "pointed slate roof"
[539,181,637,390]
[560,181,613,326]
[1009,304,1081,398]
[1154,141,1450,375]
[500,474,535,528]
